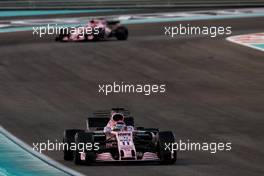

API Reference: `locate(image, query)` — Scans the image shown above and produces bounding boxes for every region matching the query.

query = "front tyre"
[63,129,84,161]
[115,26,128,40]
[56,28,70,42]
[158,131,177,165]
[74,132,96,165]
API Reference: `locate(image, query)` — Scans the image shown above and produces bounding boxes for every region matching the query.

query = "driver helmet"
[90,19,95,23]
[111,113,124,122]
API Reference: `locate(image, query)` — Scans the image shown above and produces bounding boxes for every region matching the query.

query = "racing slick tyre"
[55,28,70,42]
[74,132,96,165]
[115,26,128,40]
[84,28,105,41]
[63,129,84,161]
[158,131,177,165]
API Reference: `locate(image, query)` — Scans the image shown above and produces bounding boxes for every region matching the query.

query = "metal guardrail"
[0,0,264,9]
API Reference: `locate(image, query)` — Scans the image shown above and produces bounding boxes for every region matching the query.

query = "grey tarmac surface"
[0,16,264,176]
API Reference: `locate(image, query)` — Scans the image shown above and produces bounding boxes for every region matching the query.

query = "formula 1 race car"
[55,19,128,42]
[63,108,177,165]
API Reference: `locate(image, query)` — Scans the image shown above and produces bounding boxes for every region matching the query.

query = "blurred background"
[0,0,264,9]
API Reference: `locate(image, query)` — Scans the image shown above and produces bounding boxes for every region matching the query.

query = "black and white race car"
[63,108,177,165]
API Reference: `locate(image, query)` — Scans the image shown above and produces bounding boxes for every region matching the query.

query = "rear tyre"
[74,132,96,165]
[158,131,177,165]
[63,129,84,161]
[115,26,128,40]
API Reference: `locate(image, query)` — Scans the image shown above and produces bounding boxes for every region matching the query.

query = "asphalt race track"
[0,15,264,176]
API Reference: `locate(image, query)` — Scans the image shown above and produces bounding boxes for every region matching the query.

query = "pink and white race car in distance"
[55,19,128,42]
[63,108,177,165]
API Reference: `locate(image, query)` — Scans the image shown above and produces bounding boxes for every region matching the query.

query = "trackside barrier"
[0,0,264,9]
